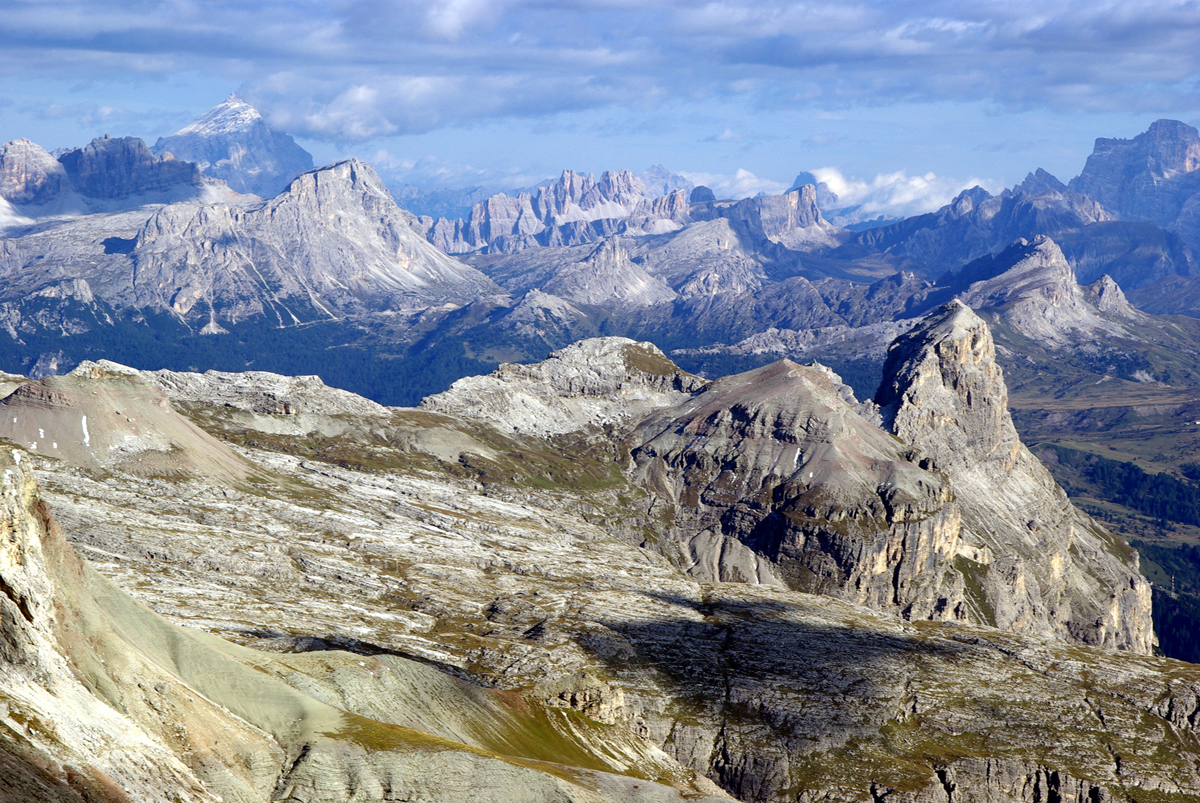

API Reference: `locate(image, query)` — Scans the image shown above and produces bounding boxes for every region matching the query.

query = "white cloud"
[809,166,999,218]
[1,0,1199,143]
[679,168,788,199]
[423,0,501,40]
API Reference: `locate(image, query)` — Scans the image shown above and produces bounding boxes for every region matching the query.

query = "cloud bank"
[810,167,999,218]
[1,1,1197,143]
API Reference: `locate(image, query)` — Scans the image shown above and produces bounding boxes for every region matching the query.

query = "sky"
[2,1,1200,217]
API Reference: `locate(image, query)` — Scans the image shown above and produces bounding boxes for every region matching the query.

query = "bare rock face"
[421,171,842,256]
[57,135,210,201]
[491,237,679,310]
[953,235,1132,346]
[632,359,965,617]
[693,185,839,250]
[151,367,389,417]
[0,360,256,481]
[1084,273,1138,318]
[0,139,69,205]
[1069,119,1200,225]
[153,94,314,198]
[421,336,705,436]
[0,449,732,803]
[875,300,1155,653]
[130,158,498,325]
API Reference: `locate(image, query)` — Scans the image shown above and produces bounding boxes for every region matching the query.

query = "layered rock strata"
[876,300,1155,652]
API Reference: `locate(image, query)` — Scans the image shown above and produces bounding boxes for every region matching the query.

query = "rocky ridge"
[0,158,497,332]
[421,337,706,436]
[419,171,841,256]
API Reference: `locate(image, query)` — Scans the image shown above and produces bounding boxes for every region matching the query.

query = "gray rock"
[421,336,705,436]
[0,139,69,205]
[875,300,1155,652]
[153,94,315,198]
[58,135,212,201]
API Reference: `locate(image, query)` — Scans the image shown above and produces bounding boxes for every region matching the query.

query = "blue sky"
[2,1,1199,215]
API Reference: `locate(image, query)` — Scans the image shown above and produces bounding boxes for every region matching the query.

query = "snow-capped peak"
[174,94,263,137]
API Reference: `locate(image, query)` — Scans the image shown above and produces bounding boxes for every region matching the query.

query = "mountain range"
[3,97,1200,802]
[1,305,1194,802]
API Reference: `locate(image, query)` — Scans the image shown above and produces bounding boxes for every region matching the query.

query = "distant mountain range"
[1,102,1200,412]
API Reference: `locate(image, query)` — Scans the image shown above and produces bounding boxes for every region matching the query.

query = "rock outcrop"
[1069,119,1200,230]
[952,235,1133,346]
[0,139,69,206]
[0,360,256,480]
[631,359,964,615]
[22,356,1200,803]
[0,447,733,802]
[153,94,315,198]
[421,337,705,436]
[57,135,212,201]
[875,300,1155,652]
[420,171,841,255]
[129,158,498,324]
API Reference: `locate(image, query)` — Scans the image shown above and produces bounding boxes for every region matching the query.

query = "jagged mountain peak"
[1016,167,1067,196]
[174,93,263,137]
[875,300,1154,651]
[1084,273,1137,318]
[950,235,1135,345]
[154,96,313,198]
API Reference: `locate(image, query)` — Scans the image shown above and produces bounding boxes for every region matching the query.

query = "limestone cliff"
[631,359,965,618]
[875,300,1155,653]
[0,139,69,206]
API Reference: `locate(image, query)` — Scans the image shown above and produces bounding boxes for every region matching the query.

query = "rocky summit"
[1,303,1194,802]
[154,95,315,198]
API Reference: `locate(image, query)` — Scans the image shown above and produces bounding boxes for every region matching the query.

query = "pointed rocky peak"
[950,236,1130,346]
[875,299,1018,475]
[1016,168,1067,196]
[0,138,69,205]
[540,237,678,309]
[636,358,946,514]
[1084,274,1138,318]
[953,235,1077,306]
[57,135,207,200]
[173,93,263,137]
[875,301,1154,652]
[153,95,313,197]
[947,186,993,217]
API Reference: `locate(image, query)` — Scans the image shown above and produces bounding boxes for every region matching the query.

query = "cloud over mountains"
[2,1,1198,143]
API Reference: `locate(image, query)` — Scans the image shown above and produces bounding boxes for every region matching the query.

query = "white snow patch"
[82,415,90,447]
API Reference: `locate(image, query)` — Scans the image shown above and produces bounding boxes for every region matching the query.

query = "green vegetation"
[1041,445,1200,527]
